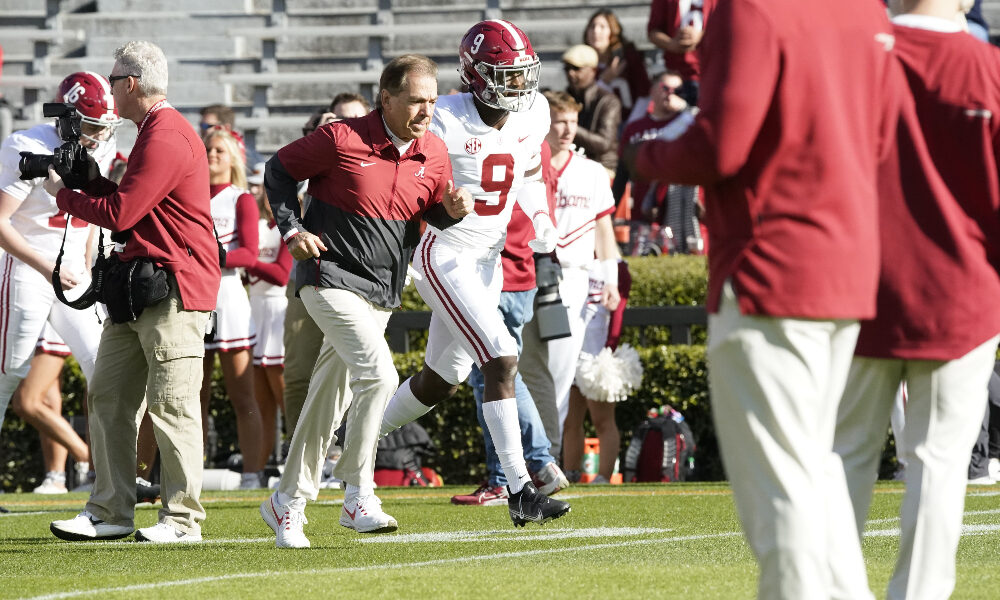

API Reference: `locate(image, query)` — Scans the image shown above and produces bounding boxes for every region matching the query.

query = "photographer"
[47,41,221,544]
[0,72,118,436]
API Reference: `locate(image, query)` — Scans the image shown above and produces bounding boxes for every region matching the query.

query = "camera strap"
[52,220,105,310]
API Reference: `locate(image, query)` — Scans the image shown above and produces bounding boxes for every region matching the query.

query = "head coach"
[259,54,472,548]
[45,40,221,544]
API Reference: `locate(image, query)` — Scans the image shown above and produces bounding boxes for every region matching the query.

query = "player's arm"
[0,190,80,291]
[635,0,779,186]
[517,152,558,253]
[594,213,621,311]
[647,1,685,54]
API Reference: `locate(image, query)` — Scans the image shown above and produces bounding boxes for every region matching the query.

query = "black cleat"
[507,481,570,527]
[136,478,161,505]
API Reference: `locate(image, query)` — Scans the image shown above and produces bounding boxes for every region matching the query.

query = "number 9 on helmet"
[459,19,540,113]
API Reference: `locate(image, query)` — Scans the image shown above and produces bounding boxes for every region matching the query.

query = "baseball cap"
[562,45,599,69]
[247,161,265,185]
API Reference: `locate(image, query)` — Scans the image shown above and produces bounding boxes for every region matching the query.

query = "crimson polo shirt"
[273,110,454,308]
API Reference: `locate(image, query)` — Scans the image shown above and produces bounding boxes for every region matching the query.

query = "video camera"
[534,253,572,342]
[18,103,88,181]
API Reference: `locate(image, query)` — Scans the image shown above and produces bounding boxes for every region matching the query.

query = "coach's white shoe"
[260,492,310,548]
[135,522,203,543]
[50,511,134,541]
[340,493,398,533]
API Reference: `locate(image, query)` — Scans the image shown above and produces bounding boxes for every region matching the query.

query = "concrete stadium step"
[97,0,266,12]
[62,12,268,39]
[86,36,255,61]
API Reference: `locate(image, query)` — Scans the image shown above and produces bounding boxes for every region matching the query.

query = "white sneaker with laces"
[260,492,310,548]
[135,522,203,543]
[50,510,134,541]
[532,463,570,495]
[340,493,398,533]
[34,473,68,494]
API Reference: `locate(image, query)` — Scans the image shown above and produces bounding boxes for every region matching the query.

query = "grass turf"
[1,482,998,599]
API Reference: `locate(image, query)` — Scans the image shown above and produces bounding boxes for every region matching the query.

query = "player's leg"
[0,256,52,425]
[887,335,1000,600]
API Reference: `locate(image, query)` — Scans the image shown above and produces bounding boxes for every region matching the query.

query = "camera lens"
[17,152,55,181]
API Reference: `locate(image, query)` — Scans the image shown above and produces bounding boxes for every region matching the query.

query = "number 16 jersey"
[426,92,550,249]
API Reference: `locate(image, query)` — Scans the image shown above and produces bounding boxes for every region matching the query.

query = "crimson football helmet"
[459,20,540,112]
[55,71,122,145]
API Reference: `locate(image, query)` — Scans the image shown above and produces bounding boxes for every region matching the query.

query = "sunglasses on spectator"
[563,63,587,72]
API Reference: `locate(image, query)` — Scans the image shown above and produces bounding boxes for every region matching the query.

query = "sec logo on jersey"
[465,138,482,155]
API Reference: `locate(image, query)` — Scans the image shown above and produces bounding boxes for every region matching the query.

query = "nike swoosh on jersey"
[360,161,376,167]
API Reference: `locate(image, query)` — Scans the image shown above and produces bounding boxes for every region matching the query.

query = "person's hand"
[528,214,559,253]
[600,54,626,83]
[442,180,473,219]
[287,231,327,260]
[56,145,100,190]
[44,166,66,197]
[51,263,81,291]
[675,26,702,51]
[601,283,621,311]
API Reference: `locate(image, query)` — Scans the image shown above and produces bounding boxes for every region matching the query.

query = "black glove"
[55,144,100,190]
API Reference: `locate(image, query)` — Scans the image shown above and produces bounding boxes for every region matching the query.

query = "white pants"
[707,282,870,600]
[414,232,517,385]
[834,335,999,600]
[279,286,395,499]
[0,254,102,420]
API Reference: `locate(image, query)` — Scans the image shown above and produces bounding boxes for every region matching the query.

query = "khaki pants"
[835,336,999,600]
[519,299,560,460]
[85,287,209,534]
[279,286,395,500]
[707,282,870,600]
[282,285,324,434]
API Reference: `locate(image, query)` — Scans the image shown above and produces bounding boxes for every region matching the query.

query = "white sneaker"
[969,475,996,486]
[340,493,398,533]
[260,492,310,548]
[135,522,203,543]
[532,463,570,495]
[989,458,1000,481]
[50,511,134,541]
[34,473,68,494]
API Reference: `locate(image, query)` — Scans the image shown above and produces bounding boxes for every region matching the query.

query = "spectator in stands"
[584,8,650,122]
[282,93,370,437]
[541,91,622,484]
[647,0,717,106]
[202,126,266,489]
[563,44,622,175]
[48,40,220,543]
[620,70,703,254]
[246,167,292,469]
[260,54,472,548]
[629,1,898,596]
[199,103,235,135]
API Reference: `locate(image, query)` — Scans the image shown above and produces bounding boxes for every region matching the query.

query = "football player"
[0,72,119,429]
[375,20,570,526]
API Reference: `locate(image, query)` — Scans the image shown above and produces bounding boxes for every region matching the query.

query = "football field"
[2,483,999,599]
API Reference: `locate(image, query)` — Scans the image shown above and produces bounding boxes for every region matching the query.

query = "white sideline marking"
[22,531,742,600]
[356,526,671,544]
[865,523,1000,538]
[0,511,53,518]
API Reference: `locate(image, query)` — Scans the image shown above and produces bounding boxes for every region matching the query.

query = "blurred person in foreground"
[834,1,1000,598]
[627,0,901,597]
[47,40,221,544]
[259,55,472,549]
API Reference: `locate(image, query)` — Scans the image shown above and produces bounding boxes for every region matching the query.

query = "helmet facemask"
[471,58,539,112]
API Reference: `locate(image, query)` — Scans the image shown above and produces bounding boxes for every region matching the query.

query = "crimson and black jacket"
[266,110,458,309]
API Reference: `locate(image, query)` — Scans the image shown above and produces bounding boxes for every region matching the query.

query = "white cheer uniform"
[0,123,113,418]
[249,219,287,367]
[547,152,616,433]
[414,92,550,384]
[206,184,256,352]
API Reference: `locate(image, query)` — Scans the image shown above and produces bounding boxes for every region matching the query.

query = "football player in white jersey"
[541,91,623,483]
[374,20,569,526]
[0,72,119,429]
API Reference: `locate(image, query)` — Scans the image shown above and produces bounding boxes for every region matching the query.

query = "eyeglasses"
[108,74,139,85]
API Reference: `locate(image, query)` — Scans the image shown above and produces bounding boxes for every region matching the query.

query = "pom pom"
[574,343,644,402]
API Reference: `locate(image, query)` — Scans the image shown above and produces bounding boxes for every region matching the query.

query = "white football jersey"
[248,218,285,298]
[553,152,615,269]
[210,184,250,255]
[426,92,550,249]
[0,123,114,265]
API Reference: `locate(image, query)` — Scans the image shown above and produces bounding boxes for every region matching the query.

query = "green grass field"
[2,482,999,599]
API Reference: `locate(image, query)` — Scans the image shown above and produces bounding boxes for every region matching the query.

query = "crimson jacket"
[267,110,457,309]
[636,0,899,319]
[855,19,1000,361]
[57,103,221,311]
